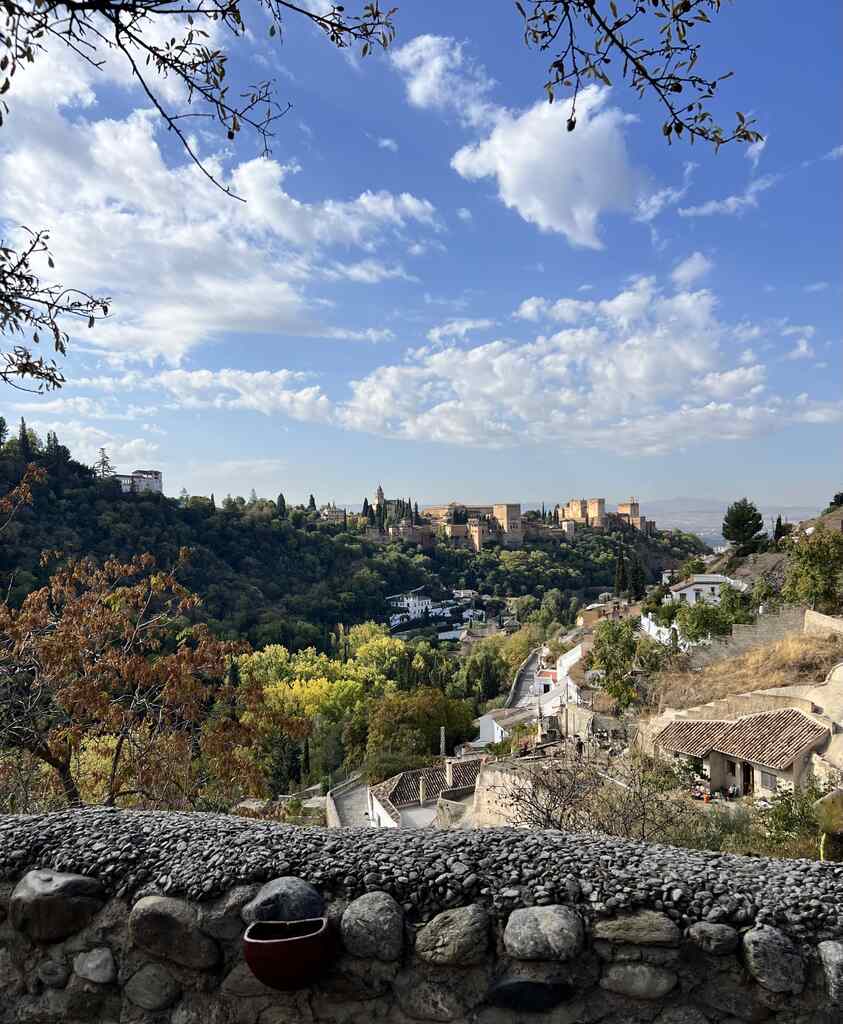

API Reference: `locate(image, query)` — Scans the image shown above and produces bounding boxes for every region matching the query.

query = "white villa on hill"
[665,574,748,607]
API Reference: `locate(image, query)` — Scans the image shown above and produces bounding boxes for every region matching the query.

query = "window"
[679,592,687,602]
[710,587,716,594]
[726,760,736,776]
[760,771,777,792]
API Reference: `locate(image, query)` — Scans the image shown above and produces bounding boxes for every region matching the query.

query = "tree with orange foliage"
[0,552,258,808]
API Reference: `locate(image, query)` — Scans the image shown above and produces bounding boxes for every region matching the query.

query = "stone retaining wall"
[683,606,805,671]
[805,610,843,638]
[1,808,842,1022]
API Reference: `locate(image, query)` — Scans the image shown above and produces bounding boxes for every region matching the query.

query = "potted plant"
[243,917,336,991]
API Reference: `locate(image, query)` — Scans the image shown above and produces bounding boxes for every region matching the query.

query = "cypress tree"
[0,416,7,447]
[628,550,646,599]
[308,493,316,511]
[302,737,311,778]
[276,492,287,518]
[18,417,32,463]
[210,493,216,511]
[362,497,369,518]
[773,514,784,542]
[414,501,419,524]
[613,548,628,596]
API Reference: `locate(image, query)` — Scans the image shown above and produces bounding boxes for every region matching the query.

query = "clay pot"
[242,917,336,991]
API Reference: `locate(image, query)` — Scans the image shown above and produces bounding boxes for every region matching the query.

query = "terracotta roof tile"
[656,719,730,757]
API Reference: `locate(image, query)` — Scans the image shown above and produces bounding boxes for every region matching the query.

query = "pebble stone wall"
[0,808,842,1023]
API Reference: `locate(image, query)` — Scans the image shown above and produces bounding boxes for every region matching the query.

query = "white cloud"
[679,174,778,218]
[671,252,713,289]
[390,34,495,128]
[155,369,334,420]
[451,87,641,249]
[804,281,829,293]
[426,318,496,344]
[27,420,160,467]
[781,323,816,339]
[745,138,766,170]
[825,144,843,160]
[700,364,766,399]
[377,137,399,152]
[739,348,757,364]
[456,207,473,222]
[324,327,395,342]
[324,259,417,284]
[513,296,595,324]
[635,162,696,223]
[784,338,815,360]
[0,62,438,368]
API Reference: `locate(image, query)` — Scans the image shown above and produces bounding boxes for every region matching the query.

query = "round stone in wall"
[600,963,678,1000]
[241,877,325,924]
[415,905,490,966]
[73,947,116,985]
[686,922,739,955]
[125,963,181,1011]
[593,910,680,947]
[742,925,805,994]
[503,906,584,962]
[129,896,219,970]
[9,870,104,943]
[341,892,404,962]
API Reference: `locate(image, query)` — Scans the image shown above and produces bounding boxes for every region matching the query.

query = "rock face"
[125,963,181,1011]
[341,892,404,962]
[600,963,678,999]
[503,906,584,961]
[242,876,325,924]
[73,947,116,984]
[686,922,739,955]
[593,910,680,947]
[742,925,805,994]
[415,905,490,966]
[819,940,843,1006]
[9,870,104,942]
[129,896,219,970]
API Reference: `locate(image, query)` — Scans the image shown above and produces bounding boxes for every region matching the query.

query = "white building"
[385,587,434,620]
[664,574,747,607]
[115,470,163,495]
[319,502,347,524]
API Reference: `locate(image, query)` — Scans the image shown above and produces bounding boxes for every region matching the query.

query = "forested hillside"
[0,423,706,650]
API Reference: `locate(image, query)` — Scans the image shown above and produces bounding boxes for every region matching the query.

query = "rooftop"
[657,707,831,769]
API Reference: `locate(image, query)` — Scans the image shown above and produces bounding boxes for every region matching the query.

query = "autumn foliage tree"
[0,552,258,809]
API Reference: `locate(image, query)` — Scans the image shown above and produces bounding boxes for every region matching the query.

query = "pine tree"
[0,416,8,447]
[17,417,32,463]
[613,548,628,596]
[248,488,258,506]
[179,487,189,506]
[276,492,287,518]
[722,497,764,552]
[308,493,316,511]
[94,447,114,478]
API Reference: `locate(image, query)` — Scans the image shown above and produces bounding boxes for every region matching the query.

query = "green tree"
[276,493,287,518]
[591,619,638,710]
[627,550,646,600]
[361,497,369,518]
[773,515,785,543]
[782,526,843,613]
[94,447,113,479]
[308,494,317,512]
[613,548,628,596]
[677,556,706,581]
[17,417,32,463]
[722,498,765,553]
[0,417,7,447]
[825,493,843,514]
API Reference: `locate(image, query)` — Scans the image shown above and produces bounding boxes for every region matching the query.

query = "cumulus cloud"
[700,364,766,399]
[679,174,778,217]
[671,252,713,289]
[390,34,495,128]
[426,318,496,344]
[391,37,642,249]
[0,44,438,368]
[451,87,640,249]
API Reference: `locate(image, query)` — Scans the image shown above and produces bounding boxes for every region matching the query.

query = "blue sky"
[1,1,839,509]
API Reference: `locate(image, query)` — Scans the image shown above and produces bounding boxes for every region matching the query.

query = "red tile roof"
[657,708,830,769]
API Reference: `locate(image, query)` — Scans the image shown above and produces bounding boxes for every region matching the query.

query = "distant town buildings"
[560,496,655,534]
[115,469,163,494]
[420,501,523,552]
[319,502,347,524]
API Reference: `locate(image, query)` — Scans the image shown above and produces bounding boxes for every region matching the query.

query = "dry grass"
[652,633,843,710]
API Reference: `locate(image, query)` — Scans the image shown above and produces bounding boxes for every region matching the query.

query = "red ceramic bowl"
[242,918,336,991]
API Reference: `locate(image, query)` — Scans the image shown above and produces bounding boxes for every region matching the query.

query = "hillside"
[652,632,843,710]
[0,432,706,650]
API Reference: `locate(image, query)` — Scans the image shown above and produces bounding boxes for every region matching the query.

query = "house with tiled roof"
[655,707,831,797]
[664,573,748,607]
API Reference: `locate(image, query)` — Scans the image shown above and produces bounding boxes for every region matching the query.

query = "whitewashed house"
[664,574,747,607]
